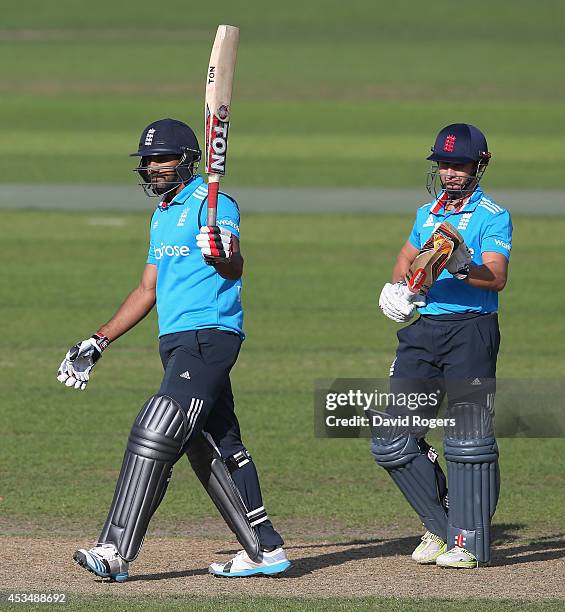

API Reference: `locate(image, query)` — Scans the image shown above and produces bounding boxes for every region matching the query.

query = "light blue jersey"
[408,187,512,316]
[147,175,243,337]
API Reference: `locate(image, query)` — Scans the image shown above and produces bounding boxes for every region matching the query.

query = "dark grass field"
[1,1,564,187]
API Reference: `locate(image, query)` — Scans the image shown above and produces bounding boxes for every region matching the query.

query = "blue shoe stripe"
[84,552,109,577]
[212,559,290,577]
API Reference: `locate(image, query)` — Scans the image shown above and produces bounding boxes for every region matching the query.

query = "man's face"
[146,155,181,195]
[438,161,476,193]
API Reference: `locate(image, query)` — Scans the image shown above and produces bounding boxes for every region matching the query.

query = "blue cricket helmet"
[427,123,491,165]
[132,118,201,197]
[131,118,201,159]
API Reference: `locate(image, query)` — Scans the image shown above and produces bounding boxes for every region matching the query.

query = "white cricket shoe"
[411,531,447,564]
[73,543,129,582]
[209,547,291,577]
[436,545,478,569]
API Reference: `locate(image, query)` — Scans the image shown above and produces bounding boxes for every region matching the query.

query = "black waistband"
[421,312,497,322]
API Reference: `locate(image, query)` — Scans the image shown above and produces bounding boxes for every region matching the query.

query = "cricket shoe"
[209,547,291,577]
[73,543,129,582]
[436,545,479,569]
[411,531,447,564]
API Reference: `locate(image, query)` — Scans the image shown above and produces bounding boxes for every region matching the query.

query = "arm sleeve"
[200,192,241,239]
[481,210,513,260]
[408,213,420,249]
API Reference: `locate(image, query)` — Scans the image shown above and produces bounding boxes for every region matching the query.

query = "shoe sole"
[73,550,129,583]
[209,559,291,577]
[414,556,443,565]
[436,560,478,569]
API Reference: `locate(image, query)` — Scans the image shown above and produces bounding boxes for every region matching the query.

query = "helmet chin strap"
[427,160,488,203]
[442,176,476,201]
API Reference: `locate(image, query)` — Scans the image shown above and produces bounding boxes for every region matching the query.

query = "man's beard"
[151,177,180,195]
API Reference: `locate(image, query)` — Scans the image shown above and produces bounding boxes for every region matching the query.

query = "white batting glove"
[196,225,234,265]
[379,282,426,323]
[57,334,109,391]
[447,242,472,280]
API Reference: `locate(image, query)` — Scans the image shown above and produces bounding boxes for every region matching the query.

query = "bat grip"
[207,179,219,226]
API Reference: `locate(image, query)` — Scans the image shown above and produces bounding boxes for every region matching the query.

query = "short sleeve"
[408,213,420,249]
[147,211,157,264]
[201,192,240,239]
[147,244,157,265]
[481,210,513,259]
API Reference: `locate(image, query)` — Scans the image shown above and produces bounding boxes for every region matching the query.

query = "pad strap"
[186,433,261,561]
[226,449,252,471]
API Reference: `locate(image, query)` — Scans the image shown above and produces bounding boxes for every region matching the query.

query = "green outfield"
[2,1,565,609]
[2,211,564,527]
[1,594,563,612]
[1,0,564,188]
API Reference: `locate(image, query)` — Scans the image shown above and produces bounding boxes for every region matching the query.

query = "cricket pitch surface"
[2,525,564,600]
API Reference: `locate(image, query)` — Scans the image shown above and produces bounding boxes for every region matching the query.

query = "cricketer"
[374,123,512,568]
[57,118,290,580]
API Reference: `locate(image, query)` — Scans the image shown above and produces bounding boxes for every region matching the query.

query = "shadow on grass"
[123,568,209,582]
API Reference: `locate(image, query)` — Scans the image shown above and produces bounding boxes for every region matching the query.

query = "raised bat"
[406,221,463,295]
[204,25,240,226]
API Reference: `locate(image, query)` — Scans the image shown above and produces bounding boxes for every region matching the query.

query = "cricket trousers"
[392,312,500,381]
[390,312,500,408]
[158,328,283,549]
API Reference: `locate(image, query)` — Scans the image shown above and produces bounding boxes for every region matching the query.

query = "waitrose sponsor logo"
[153,243,190,259]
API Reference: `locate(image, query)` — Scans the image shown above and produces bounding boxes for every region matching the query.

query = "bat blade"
[406,222,462,295]
[204,24,240,226]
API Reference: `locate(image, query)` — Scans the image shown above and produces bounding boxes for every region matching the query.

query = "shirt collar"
[158,175,204,209]
[429,186,484,216]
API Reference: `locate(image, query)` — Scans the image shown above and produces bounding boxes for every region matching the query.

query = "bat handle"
[206,176,220,226]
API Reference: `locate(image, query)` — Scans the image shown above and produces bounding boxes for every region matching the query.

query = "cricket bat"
[405,221,463,295]
[204,25,240,226]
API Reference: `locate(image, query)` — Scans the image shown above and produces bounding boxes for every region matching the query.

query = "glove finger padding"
[197,225,233,262]
[389,284,417,316]
[379,283,415,322]
[57,334,107,390]
[396,282,426,308]
[57,356,71,380]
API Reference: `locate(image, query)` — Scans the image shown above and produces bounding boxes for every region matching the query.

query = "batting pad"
[372,435,448,540]
[444,403,499,563]
[99,395,187,561]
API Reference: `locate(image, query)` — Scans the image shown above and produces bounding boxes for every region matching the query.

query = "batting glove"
[57,333,109,390]
[196,225,234,265]
[379,282,426,323]
[447,242,472,280]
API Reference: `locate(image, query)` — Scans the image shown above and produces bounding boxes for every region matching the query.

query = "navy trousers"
[390,313,500,412]
[158,329,283,549]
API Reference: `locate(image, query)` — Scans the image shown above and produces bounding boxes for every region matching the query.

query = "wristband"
[92,333,110,351]
[453,264,470,281]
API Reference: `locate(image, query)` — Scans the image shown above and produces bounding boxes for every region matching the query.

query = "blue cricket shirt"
[408,187,513,315]
[147,175,243,337]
